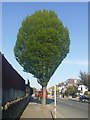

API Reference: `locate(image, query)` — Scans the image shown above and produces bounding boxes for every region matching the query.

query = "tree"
[79,71,90,91]
[51,85,59,96]
[32,87,36,95]
[56,85,59,96]
[51,86,54,95]
[65,86,78,97]
[14,9,70,106]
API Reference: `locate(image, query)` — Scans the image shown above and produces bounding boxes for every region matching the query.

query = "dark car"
[79,95,89,102]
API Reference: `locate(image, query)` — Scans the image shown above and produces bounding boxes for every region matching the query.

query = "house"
[58,82,66,93]
[57,79,82,95]
[78,85,88,95]
[65,79,81,87]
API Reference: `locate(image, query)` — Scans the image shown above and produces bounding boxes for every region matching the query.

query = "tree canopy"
[65,85,78,97]
[14,9,70,87]
[79,71,90,91]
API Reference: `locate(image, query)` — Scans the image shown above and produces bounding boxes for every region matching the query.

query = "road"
[49,97,88,118]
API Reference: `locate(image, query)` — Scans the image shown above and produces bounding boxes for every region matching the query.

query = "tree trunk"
[42,86,46,107]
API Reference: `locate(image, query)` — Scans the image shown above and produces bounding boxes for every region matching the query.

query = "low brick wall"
[2,96,29,119]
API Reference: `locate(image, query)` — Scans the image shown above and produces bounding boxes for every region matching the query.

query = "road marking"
[47,105,64,118]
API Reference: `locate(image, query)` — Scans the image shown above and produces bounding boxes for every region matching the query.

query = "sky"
[1,2,88,89]
[1,0,89,2]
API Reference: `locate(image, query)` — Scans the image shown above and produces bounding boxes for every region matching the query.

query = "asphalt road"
[49,97,89,118]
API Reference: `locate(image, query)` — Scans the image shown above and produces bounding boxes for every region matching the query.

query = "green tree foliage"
[32,87,36,95]
[51,86,54,95]
[65,86,78,97]
[14,10,70,105]
[51,85,59,96]
[30,87,33,96]
[56,85,59,96]
[79,71,90,91]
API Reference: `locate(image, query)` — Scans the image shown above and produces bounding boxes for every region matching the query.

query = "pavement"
[20,102,53,118]
[20,97,60,119]
[20,96,87,119]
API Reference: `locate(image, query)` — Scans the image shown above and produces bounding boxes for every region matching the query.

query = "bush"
[65,86,78,96]
[84,91,88,96]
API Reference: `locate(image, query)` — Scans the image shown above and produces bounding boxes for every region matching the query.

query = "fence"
[1,53,26,105]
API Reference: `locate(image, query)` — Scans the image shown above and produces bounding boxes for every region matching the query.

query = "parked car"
[72,93,77,98]
[79,95,89,102]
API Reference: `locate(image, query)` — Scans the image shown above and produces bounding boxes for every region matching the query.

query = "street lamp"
[54,85,56,118]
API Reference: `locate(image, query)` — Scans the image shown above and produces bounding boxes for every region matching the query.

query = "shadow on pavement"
[30,97,54,105]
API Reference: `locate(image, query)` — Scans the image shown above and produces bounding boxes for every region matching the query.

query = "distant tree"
[56,85,59,96]
[32,87,36,95]
[51,86,54,95]
[79,71,90,91]
[30,87,33,96]
[65,86,78,97]
[51,85,59,96]
[14,9,70,106]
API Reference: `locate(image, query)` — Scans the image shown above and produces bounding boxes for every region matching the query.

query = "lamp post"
[54,85,56,118]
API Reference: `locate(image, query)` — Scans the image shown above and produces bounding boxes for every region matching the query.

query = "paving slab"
[20,102,53,118]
